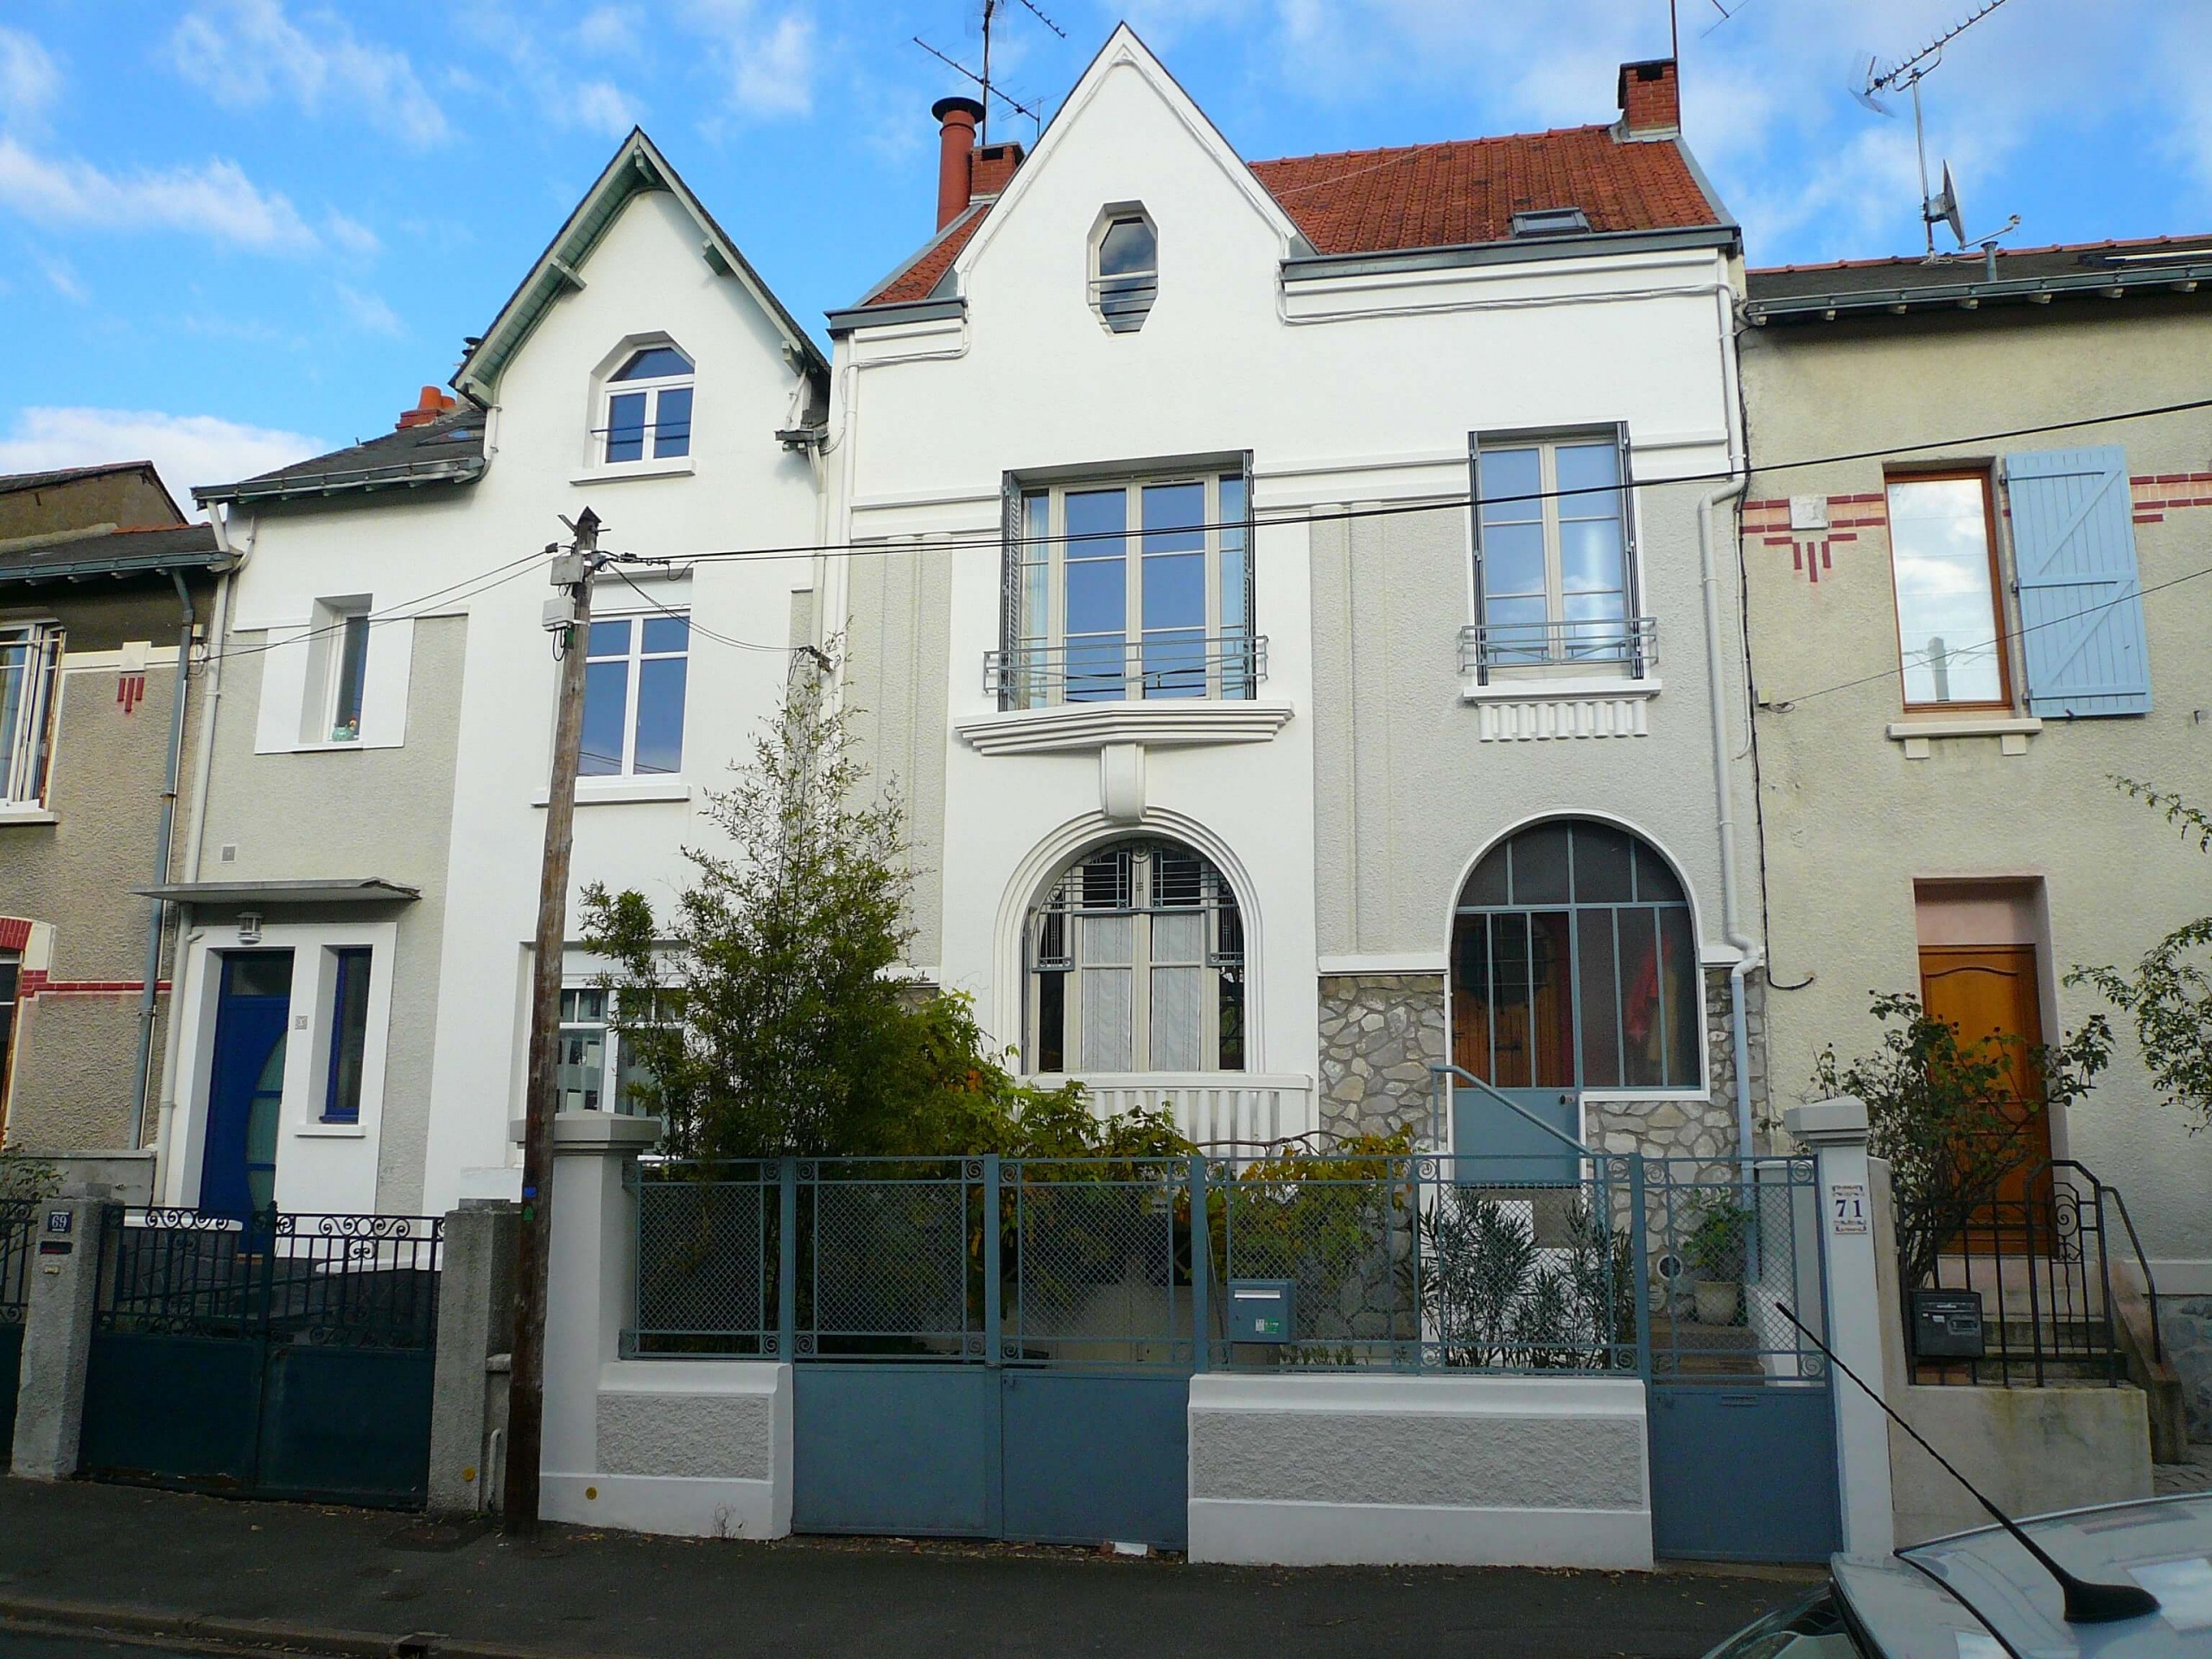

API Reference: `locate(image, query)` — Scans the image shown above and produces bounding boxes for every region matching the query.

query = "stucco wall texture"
[1191,1408,1646,1510]
[195,614,466,1209]
[597,1390,772,1481]
[1739,304,2212,1270]
[1,594,213,1150]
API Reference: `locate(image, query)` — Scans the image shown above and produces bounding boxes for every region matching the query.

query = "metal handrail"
[1459,614,1656,684]
[985,634,1267,707]
[2082,1166,2164,1364]
[1427,1064,1599,1158]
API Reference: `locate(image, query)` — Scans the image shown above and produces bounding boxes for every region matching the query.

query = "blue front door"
[202,951,293,1218]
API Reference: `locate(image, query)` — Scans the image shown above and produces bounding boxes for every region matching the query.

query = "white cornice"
[957,701,1294,755]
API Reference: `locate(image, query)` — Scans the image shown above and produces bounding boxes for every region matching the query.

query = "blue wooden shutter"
[2003,446,2152,717]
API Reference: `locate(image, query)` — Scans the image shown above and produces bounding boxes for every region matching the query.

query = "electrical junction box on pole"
[542,594,578,632]
[1910,1287,1986,1359]
[1226,1280,1294,1343]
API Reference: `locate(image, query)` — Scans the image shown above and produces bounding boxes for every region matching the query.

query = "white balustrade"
[1049,1072,1317,1154]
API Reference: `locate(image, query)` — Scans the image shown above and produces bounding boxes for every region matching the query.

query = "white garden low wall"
[542,1359,793,1538]
[1186,1373,1653,1569]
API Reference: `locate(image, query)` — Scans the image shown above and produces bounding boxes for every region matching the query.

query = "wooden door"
[1918,944,2053,1227]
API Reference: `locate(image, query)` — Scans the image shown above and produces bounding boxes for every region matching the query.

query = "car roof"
[1834,1494,2212,1658]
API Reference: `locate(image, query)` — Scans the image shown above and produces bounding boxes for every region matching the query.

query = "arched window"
[1452,819,1699,1094]
[1027,838,1243,1075]
[601,344,694,464]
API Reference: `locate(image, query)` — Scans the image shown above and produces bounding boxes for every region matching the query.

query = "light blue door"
[201,951,292,1219]
[1452,1085,1581,1185]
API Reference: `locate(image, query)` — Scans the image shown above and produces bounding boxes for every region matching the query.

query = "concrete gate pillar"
[428,1199,520,1515]
[1786,1095,1896,1558]
[10,1198,105,1479]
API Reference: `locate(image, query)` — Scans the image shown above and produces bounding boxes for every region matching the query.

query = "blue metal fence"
[626,1151,1828,1380]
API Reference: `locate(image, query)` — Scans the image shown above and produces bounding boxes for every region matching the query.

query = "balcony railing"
[1458,615,1656,685]
[985,635,1268,709]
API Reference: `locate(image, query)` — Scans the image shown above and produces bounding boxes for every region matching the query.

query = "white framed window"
[1468,429,1649,681]
[581,613,688,777]
[556,984,674,1112]
[599,345,694,466]
[1026,839,1244,1076]
[1090,208,1157,333]
[0,622,61,807]
[321,946,372,1123]
[1000,469,1255,708]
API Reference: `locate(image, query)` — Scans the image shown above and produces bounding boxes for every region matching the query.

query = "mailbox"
[1911,1287,1986,1359]
[1227,1280,1294,1344]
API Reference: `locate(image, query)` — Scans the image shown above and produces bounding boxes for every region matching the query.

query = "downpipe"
[130,570,196,1148]
[1698,477,1760,1171]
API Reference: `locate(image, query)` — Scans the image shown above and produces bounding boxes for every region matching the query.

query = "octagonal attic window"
[1091,211,1158,334]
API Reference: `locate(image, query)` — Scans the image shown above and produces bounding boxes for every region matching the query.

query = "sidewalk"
[0,1481,1815,1659]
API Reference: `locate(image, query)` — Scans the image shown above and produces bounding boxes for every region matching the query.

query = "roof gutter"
[194,454,485,508]
[0,549,230,586]
[1745,259,2212,323]
[1281,223,1738,284]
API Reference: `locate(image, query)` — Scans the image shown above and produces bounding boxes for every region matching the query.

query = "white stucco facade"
[827,29,1755,1154]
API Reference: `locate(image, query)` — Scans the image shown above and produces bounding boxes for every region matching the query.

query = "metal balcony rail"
[625,1150,1828,1382]
[985,634,1268,709]
[1459,615,1656,683]
[1905,1160,2158,1388]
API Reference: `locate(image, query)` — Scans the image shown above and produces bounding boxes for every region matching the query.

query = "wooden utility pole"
[503,507,602,1538]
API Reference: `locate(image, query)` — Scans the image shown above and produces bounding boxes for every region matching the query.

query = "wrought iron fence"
[626,1152,1829,1378]
[1905,1160,2151,1388]
[96,1209,443,1351]
[0,1198,33,1325]
[1459,615,1656,683]
[984,635,1268,709]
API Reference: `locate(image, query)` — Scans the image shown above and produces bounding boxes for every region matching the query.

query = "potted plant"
[1684,1198,1753,1325]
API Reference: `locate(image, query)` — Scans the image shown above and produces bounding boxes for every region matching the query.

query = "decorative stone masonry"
[1585,965,1764,1182]
[1316,974,1446,1143]
[2165,1296,2212,1443]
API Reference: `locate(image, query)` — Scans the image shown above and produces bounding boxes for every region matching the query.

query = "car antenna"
[1775,1302,2160,1625]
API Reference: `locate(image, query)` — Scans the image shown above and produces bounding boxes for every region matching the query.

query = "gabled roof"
[195,405,486,507]
[454,128,829,407]
[0,522,225,587]
[846,54,1729,317]
[1745,233,2212,324]
[0,461,176,506]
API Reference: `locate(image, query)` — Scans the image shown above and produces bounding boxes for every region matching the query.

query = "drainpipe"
[1698,479,1759,1167]
[152,520,239,1201]
[131,569,196,1147]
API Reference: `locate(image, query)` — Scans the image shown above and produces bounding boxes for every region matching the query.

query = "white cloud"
[0,27,59,133]
[684,1,815,120]
[0,408,327,517]
[168,0,449,149]
[335,283,404,336]
[575,6,645,57]
[460,3,643,138]
[36,252,86,302]
[324,208,380,257]
[0,137,319,252]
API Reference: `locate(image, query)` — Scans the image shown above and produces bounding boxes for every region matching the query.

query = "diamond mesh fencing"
[1643,1158,1826,1382]
[803,1160,980,1357]
[1006,1159,1190,1365]
[634,1165,775,1356]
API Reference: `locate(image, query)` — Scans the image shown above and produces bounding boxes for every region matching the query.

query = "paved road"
[0,1635,198,1659]
[0,1479,1819,1659]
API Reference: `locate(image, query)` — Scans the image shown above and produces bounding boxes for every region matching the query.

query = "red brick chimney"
[396,385,457,430]
[932,95,985,230]
[1616,58,1680,138]
[970,139,1025,201]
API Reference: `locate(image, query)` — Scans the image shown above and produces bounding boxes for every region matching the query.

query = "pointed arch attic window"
[601,344,694,464]
[1090,209,1158,334]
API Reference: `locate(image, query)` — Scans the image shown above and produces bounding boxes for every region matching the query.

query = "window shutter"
[2003,446,2152,718]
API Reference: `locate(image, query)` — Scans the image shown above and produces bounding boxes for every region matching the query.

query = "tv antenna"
[1851,0,2020,261]
[914,0,1065,146]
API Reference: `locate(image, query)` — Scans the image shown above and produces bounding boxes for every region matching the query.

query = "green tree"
[582,645,1183,1160]
[2068,779,2212,1133]
[1813,992,2109,1289]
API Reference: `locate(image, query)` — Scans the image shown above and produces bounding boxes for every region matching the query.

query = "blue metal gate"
[0,1198,30,1440]
[79,1208,442,1508]
[1639,1158,1841,1561]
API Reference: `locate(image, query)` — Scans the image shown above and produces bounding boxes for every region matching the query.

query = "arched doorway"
[1450,818,1700,1173]
[1024,837,1244,1076]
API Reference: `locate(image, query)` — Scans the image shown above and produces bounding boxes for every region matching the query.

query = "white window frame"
[0,621,62,808]
[579,610,690,779]
[302,597,372,746]
[1089,206,1158,334]
[597,344,696,469]
[1468,426,1648,684]
[556,979,671,1114]
[1004,468,1254,709]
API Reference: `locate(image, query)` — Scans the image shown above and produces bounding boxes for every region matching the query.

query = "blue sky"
[3,0,2207,506]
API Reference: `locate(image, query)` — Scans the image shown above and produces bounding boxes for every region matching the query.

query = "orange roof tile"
[856,124,1724,308]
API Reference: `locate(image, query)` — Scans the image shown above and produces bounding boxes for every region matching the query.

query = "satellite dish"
[1926,162,1966,250]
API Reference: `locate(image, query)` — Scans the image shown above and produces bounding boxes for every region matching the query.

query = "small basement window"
[1510,207,1592,238]
[1090,210,1158,333]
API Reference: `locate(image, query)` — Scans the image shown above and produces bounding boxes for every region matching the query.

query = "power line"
[1765,561,2212,710]
[196,549,550,666]
[605,562,797,654]
[604,393,2212,573]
